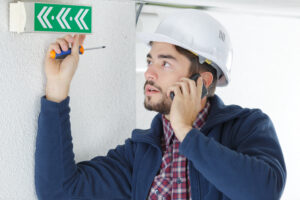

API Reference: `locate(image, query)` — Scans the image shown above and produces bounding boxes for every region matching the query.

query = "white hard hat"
[137,9,233,87]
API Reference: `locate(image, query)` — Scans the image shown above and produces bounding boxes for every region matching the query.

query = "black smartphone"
[170,73,208,100]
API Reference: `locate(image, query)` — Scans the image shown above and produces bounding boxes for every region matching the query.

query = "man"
[35,10,286,200]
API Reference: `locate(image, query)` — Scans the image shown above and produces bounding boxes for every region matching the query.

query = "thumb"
[79,34,86,46]
[71,34,80,57]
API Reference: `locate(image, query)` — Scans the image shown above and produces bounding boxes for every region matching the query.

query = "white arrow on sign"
[56,8,72,30]
[75,9,89,30]
[43,7,53,28]
[38,6,53,29]
[75,9,84,30]
[62,8,71,29]
[80,9,89,30]
[56,8,66,29]
[37,7,47,28]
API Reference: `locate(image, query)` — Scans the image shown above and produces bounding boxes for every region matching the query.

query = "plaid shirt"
[147,101,210,200]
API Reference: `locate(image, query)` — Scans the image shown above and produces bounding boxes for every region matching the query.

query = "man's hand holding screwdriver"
[45,34,86,103]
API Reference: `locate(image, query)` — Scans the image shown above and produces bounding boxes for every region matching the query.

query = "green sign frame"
[34,3,92,33]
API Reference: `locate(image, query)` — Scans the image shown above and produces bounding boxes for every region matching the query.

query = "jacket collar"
[202,94,245,132]
[131,113,163,150]
[132,94,245,148]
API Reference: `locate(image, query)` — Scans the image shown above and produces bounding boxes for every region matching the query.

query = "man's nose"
[144,65,158,81]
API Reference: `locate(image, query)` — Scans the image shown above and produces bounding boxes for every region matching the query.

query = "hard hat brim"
[137,32,183,47]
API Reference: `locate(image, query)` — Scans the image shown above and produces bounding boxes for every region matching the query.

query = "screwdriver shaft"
[85,46,106,51]
[51,45,106,59]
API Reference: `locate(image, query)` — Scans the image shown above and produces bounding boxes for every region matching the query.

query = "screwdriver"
[50,46,106,59]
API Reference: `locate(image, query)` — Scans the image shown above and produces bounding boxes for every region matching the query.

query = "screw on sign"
[34,3,92,33]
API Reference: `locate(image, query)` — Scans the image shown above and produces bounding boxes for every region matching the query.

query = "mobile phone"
[170,73,208,100]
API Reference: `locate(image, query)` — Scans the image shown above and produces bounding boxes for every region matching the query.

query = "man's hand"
[45,34,86,103]
[167,76,206,142]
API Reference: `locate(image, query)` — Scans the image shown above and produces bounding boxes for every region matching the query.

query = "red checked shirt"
[147,101,210,200]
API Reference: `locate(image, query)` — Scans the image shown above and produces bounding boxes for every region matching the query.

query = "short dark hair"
[149,41,217,97]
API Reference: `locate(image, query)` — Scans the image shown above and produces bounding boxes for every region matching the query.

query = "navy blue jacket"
[35,95,286,200]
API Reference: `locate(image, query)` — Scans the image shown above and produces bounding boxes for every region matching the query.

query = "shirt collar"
[162,100,211,146]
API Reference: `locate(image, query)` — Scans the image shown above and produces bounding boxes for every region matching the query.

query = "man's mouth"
[145,85,160,95]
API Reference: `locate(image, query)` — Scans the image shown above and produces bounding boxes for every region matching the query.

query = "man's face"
[144,42,191,114]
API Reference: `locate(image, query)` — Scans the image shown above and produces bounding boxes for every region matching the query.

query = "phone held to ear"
[170,73,208,100]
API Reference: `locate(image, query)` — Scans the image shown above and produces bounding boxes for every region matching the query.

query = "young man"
[35,10,286,200]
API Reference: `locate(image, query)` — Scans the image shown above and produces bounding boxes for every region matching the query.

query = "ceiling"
[135,0,300,18]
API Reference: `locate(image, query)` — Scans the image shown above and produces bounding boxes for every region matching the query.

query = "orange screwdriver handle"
[50,46,84,59]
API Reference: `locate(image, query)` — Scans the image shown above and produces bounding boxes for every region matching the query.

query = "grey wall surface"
[0,0,135,199]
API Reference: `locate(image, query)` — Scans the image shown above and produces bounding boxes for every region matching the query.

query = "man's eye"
[163,61,171,68]
[147,60,152,65]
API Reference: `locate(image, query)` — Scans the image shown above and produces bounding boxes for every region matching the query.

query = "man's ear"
[199,72,213,88]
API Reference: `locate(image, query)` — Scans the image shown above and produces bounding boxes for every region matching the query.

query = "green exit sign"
[9,2,92,33]
[34,3,92,33]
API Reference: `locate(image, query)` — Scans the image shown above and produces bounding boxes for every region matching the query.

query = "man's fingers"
[168,77,198,99]
[168,85,183,99]
[181,77,197,97]
[46,43,63,62]
[56,38,69,52]
[64,34,74,43]
[174,81,189,96]
[48,43,61,54]
[52,34,85,58]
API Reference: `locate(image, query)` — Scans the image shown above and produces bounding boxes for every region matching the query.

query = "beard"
[143,80,172,115]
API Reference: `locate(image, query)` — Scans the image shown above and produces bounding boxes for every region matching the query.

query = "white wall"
[0,0,135,199]
[136,5,300,200]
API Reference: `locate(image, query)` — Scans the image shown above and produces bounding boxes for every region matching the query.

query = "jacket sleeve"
[35,96,134,200]
[179,110,286,200]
